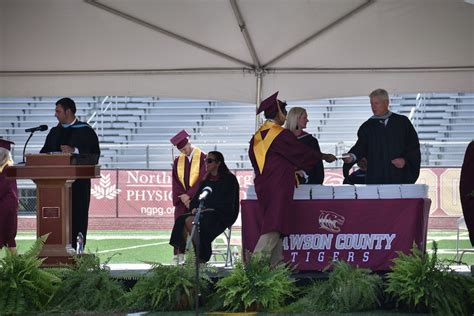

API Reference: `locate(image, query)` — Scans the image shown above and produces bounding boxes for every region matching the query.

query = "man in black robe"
[343,89,420,184]
[40,98,100,250]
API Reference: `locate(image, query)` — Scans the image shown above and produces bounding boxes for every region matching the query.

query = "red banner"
[88,167,461,228]
[89,170,255,220]
[241,199,431,271]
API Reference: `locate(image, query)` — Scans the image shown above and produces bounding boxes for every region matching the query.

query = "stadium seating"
[1,93,473,170]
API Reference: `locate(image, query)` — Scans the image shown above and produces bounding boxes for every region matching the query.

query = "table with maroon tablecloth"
[241,198,431,271]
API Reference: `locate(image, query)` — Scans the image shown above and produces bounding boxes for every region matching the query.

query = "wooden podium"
[5,154,100,265]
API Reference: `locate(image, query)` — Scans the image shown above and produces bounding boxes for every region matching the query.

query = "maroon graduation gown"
[171,150,206,219]
[249,128,321,236]
[460,141,474,246]
[0,170,18,248]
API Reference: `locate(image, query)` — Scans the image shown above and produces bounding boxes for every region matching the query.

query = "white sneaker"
[178,253,185,265]
[173,254,186,265]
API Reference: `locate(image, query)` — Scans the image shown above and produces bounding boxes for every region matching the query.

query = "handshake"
[322,153,337,163]
[320,153,353,163]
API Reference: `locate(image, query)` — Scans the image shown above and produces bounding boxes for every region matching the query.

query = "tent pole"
[255,70,263,131]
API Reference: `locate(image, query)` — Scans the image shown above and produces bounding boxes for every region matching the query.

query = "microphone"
[21,125,49,164]
[25,125,48,133]
[198,186,213,201]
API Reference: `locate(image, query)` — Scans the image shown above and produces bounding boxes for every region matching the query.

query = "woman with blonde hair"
[285,107,336,184]
[0,139,18,253]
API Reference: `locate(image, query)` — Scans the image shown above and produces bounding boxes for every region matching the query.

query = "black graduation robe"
[169,172,240,262]
[40,120,100,249]
[349,113,420,184]
[297,132,325,184]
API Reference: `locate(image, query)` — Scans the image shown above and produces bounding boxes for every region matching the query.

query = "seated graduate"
[343,157,367,185]
[169,151,240,263]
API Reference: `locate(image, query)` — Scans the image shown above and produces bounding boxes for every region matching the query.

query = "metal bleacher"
[1,93,473,170]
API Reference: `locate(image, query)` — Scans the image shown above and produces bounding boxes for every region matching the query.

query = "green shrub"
[284,260,383,313]
[126,253,212,312]
[385,242,474,315]
[210,254,296,312]
[49,253,125,312]
[0,235,60,314]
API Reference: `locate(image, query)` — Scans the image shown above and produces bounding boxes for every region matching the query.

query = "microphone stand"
[21,131,35,164]
[186,200,214,316]
[191,199,204,316]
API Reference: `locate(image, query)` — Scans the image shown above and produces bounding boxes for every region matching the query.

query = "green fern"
[284,260,382,313]
[210,254,296,312]
[126,252,212,312]
[0,234,60,314]
[385,241,474,315]
[49,253,125,312]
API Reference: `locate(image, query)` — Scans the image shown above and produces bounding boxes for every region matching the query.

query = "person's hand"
[391,158,406,169]
[184,199,191,209]
[295,170,305,177]
[342,153,354,164]
[191,208,197,215]
[60,145,75,153]
[179,194,190,203]
[323,153,337,163]
[357,158,368,171]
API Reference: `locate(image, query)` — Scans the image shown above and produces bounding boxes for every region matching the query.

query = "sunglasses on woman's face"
[205,158,217,164]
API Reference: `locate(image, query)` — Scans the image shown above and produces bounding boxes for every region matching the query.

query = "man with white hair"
[343,88,421,184]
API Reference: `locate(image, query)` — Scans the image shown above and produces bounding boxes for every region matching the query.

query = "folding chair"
[211,226,234,267]
[455,216,474,263]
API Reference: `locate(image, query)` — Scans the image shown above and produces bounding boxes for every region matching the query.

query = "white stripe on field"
[427,236,470,241]
[426,249,474,255]
[15,235,171,240]
[96,241,169,254]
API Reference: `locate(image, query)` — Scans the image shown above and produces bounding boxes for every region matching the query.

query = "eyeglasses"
[205,158,217,164]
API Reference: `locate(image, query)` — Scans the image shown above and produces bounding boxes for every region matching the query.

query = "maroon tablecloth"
[241,198,431,271]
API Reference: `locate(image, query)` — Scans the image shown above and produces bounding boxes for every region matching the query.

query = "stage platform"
[105,263,473,281]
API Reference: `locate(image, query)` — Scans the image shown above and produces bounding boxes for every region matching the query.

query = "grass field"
[4,230,474,266]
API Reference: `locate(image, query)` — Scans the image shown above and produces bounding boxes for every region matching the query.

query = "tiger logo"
[319,210,345,233]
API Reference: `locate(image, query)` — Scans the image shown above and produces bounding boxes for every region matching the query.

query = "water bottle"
[76,232,84,255]
[232,246,240,261]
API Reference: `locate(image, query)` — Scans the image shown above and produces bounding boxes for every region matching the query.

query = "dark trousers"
[169,210,226,262]
[71,179,91,250]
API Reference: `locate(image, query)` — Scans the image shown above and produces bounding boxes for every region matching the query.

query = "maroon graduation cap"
[257,91,287,118]
[170,130,190,150]
[0,138,14,151]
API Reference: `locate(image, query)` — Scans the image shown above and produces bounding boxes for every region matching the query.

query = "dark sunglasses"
[205,158,218,164]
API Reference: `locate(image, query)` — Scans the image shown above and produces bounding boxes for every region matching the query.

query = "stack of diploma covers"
[354,184,380,199]
[244,184,428,200]
[377,184,402,199]
[311,185,334,199]
[400,184,428,198]
[332,185,356,199]
[293,185,312,199]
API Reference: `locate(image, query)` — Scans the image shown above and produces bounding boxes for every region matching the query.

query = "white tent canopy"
[1,0,473,103]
